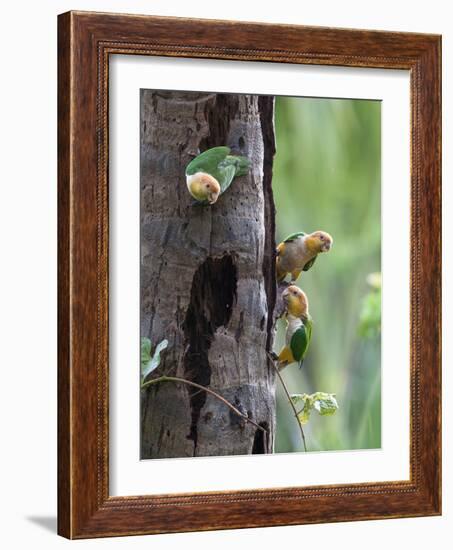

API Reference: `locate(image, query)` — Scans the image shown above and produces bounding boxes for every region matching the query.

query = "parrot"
[185,146,250,205]
[277,285,313,369]
[276,230,333,282]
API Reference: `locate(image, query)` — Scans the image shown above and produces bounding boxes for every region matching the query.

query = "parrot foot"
[266,350,277,361]
[268,351,279,362]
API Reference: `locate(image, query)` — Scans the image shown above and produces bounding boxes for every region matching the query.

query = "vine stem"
[267,352,307,452]
[141,375,267,434]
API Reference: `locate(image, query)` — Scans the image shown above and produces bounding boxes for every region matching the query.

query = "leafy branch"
[267,352,339,452]
[141,338,267,435]
[141,337,169,382]
[267,352,307,452]
[291,392,338,425]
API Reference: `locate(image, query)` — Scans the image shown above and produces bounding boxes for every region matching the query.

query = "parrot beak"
[208,192,220,205]
[208,180,221,204]
[323,240,332,251]
[282,288,290,303]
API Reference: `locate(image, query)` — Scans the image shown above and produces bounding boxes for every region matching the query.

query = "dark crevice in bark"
[183,254,238,454]
[200,94,240,151]
[259,96,277,351]
[252,422,270,454]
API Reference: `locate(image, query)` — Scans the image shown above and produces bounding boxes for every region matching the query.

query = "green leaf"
[312,392,339,417]
[291,394,312,425]
[290,394,305,406]
[141,338,168,381]
[291,392,339,425]
[141,337,152,368]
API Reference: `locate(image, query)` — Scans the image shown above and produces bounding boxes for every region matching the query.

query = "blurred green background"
[273,96,381,453]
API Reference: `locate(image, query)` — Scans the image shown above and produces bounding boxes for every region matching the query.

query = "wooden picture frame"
[58,10,441,539]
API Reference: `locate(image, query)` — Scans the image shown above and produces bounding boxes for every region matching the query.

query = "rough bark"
[140,90,276,458]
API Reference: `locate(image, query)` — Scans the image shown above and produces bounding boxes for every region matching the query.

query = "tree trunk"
[140,90,276,458]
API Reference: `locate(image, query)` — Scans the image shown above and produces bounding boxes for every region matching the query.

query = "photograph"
[139,89,381,459]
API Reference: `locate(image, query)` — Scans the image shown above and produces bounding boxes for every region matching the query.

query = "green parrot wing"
[216,164,237,194]
[185,146,230,176]
[303,256,317,271]
[290,324,310,365]
[223,155,250,177]
[217,155,250,193]
[283,231,306,243]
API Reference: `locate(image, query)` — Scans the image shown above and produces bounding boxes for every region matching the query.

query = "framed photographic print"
[58,11,441,538]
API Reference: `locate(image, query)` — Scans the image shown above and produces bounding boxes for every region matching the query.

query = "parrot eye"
[319,235,324,240]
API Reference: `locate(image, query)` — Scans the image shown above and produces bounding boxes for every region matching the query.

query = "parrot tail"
[227,155,250,177]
